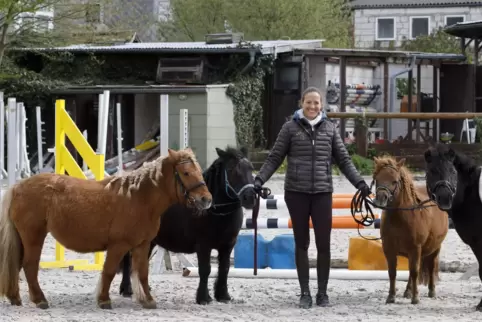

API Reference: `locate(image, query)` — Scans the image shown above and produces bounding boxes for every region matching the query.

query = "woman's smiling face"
[301,91,322,120]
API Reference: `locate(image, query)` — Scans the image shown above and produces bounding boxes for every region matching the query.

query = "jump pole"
[182,267,410,281]
[257,197,356,210]
[7,98,17,187]
[151,102,195,275]
[265,193,374,199]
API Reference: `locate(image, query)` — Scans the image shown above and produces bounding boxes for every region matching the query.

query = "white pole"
[116,102,123,174]
[160,94,169,156]
[7,98,17,187]
[20,104,30,177]
[179,108,188,149]
[97,93,104,152]
[99,90,110,155]
[0,92,5,179]
[182,267,410,281]
[36,106,44,172]
[16,103,23,180]
[82,130,88,171]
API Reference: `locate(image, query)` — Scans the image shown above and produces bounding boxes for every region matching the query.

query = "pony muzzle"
[430,181,455,211]
[194,195,212,210]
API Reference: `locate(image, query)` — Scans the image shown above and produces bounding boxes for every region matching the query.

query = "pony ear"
[447,148,456,161]
[373,156,379,163]
[239,145,249,157]
[184,146,193,154]
[424,150,431,163]
[396,158,406,168]
[216,147,227,158]
[167,148,175,157]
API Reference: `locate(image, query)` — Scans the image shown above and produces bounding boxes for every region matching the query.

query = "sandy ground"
[1,174,482,321]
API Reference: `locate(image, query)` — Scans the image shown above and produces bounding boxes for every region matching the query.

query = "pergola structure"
[444,20,482,113]
[293,48,465,142]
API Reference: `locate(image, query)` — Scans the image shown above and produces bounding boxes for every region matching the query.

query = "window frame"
[375,17,396,41]
[409,16,431,40]
[444,15,465,27]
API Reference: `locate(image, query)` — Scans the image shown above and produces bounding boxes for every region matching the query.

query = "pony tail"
[0,188,22,298]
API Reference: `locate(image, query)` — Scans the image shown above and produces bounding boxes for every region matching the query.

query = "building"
[53,0,171,42]
[349,0,482,48]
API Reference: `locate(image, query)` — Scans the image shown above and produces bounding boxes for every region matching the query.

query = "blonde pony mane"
[103,148,201,198]
[104,155,168,198]
[373,155,420,206]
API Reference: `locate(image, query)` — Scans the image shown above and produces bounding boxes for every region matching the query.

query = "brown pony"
[0,147,212,310]
[372,156,448,305]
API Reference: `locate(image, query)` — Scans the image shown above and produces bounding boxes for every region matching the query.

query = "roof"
[295,48,465,61]
[444,20,482,38]
[349,0,482,9]
[51,84,210,95]
[12,39,324,56]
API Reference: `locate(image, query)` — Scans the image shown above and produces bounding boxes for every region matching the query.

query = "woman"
[254,87,371,309]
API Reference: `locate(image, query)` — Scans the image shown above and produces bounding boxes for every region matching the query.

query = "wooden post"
[355,118,368,158]
[339,57,347,140]
[407,69,413,141]
[416,64,421,143]
[383,60,389,140]
[432,66,438,141]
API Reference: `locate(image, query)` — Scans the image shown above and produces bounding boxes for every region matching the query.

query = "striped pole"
[266,193,374,200]
[259,198,355,210]
[242,215,381,230]
[241,217,455,230]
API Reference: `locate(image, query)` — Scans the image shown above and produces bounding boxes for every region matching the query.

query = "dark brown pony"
[0,147,212,310]
[372,156,448,305]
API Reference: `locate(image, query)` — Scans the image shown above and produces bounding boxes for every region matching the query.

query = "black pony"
[424,143,482,311]
[118,146,257,304]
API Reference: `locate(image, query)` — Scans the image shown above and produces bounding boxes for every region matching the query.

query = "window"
[410,16,430,39]
[376,17,396,40]
[445,15,465,26]
[86,3,101,23]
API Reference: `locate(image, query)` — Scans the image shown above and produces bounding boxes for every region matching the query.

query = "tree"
[158,0,353,48]
[400,27,462,54]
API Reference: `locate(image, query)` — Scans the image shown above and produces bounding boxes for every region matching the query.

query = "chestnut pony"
[0,147,212,310]
[372,156,448,306]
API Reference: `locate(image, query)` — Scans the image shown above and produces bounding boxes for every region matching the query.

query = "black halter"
[173,159,207,200]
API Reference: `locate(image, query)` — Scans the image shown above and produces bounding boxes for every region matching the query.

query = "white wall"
[353,6,482,48]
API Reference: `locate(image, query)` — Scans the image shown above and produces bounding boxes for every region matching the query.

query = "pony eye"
[183,172,189,176]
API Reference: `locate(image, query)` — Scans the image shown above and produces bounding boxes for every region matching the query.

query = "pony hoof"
[385,297,395,304]
[411,298,420,305]
[428,290,436,298]
[476,304,482,312]
[10,299,22,306]
[98,301,112,310]
[141,300,157,309]
[403,291,411,299]
[215,294,232,303]
[36,301,49,309]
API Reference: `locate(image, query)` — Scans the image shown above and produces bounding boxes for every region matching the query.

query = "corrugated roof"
[13,40,324,56]
[349,0,482,9]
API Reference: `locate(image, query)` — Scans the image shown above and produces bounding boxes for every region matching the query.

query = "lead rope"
[252,187,271,276]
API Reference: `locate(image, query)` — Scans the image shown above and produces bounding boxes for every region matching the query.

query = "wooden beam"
[326,112,482,119]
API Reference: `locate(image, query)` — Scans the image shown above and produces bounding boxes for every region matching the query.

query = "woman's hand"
[356,181,372,198]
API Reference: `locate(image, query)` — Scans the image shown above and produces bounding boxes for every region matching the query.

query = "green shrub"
[350,154,374,175]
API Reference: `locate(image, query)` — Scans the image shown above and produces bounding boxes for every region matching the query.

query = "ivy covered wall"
[2,43,275,157]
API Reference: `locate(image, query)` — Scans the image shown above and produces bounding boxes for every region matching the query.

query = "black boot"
[295,248,312,309]
[316,251,331,307]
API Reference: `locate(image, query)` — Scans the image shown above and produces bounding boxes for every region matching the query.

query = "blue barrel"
[267,233,296,269]
[234,233,268,269]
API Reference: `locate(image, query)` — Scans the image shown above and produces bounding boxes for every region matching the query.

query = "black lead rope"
[350,184,437,241]
[252,186,271,276]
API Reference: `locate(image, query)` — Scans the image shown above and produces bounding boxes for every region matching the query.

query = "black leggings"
[284,190,332,293]
[284,190,332,254]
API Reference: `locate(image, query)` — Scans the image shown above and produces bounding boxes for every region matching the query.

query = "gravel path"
[1,174,481,321]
